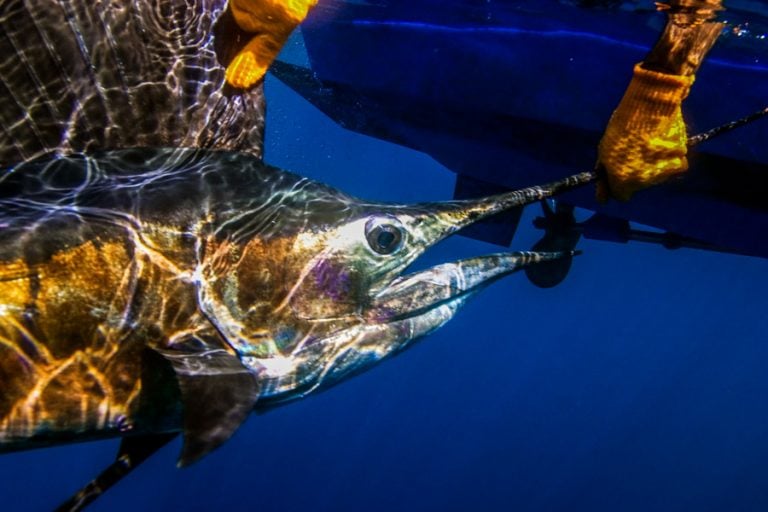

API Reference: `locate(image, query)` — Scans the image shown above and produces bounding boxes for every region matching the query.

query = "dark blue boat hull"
[281,0,768,257]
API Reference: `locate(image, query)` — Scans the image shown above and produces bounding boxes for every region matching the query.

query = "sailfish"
[0,1,591,508]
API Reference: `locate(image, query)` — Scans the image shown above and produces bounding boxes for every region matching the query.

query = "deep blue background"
[2,30,768,512]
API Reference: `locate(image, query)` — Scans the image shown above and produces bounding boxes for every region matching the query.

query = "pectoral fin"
[55,340,258,511]
[155,345,260,467]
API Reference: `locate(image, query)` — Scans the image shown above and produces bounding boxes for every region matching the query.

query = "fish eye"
[365,217,404,255]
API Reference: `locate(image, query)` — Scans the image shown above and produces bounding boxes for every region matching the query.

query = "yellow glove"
[225,0,318,89]
[597,63,695,201]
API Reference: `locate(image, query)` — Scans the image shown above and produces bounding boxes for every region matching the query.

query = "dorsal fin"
[0,1,265,166]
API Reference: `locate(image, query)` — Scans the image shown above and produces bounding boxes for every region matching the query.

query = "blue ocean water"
[2,16,768,512]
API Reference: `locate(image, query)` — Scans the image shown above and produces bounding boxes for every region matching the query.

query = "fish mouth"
[361,171,593,341]
[362,172,594,336]
[369,251,575,326]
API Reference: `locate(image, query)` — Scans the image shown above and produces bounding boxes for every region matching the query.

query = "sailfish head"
[195,164,593,403]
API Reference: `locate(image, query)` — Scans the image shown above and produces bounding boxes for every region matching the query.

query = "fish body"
[0,147,591,464]
[0,147,360,451]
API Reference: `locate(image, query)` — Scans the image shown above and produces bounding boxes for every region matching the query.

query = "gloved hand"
[597,63,695,201]
[225,0,318,89]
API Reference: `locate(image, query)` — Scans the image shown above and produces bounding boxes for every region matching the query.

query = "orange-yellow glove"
[597,63,695,201]
[225,0,318,89]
